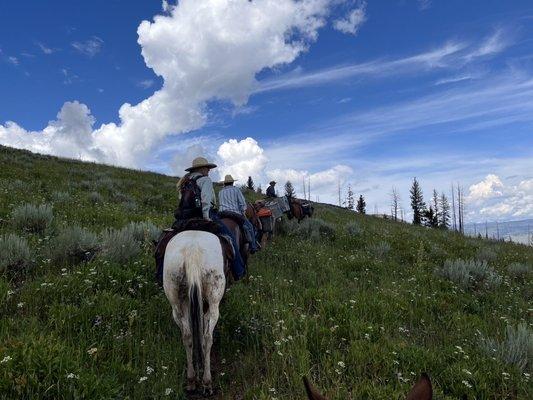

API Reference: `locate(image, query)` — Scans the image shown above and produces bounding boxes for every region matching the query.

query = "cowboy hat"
[185,157,217,172]
[269,180,276,185]
[222,174,237,184]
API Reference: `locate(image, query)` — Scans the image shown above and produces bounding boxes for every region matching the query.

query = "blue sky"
[1,0,532,222]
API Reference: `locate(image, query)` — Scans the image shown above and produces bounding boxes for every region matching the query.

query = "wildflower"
[87,347,98,355]
[164,388,173,395]
[146,366,154,375]
[7,290,14,296]
[462,369,472,376]
[66,373,78,379]
[139,376,148,383]
[1,356,12,364]
[17,302,24,308]
[274,340,281,346]
[337,361,346,368]
[462,380,472,389]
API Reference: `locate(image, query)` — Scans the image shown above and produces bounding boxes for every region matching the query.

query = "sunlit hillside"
[1,146,531,399]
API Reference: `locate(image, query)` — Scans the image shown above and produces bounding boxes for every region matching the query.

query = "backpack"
[175,174,203,220]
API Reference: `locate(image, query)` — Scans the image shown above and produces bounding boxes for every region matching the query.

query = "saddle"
[154,218,235,286]
[218,210,247,226]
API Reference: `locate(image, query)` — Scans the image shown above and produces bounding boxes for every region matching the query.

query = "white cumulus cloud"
[1,0,338,168]
[217,138,268,183]
[467,174,504,202]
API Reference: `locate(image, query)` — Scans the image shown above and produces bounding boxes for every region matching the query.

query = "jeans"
[210,210,246,280]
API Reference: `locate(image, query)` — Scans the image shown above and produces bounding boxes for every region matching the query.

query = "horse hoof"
[186,378,197,392]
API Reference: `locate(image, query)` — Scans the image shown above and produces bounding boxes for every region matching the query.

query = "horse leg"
[172,305,196,391]
[201,302,220,394]
[202,276,224,395]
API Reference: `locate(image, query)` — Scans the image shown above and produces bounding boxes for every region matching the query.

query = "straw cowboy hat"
[269,180,276,185]
[185,157,217,172]
[222,174,237,184]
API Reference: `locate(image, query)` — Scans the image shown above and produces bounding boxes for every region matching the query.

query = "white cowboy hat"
[185,157,217,172]
[222,174,237,184]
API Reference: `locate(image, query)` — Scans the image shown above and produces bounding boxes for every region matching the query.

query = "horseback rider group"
[156,156,262,285]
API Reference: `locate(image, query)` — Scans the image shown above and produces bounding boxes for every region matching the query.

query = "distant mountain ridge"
[464,219,533,245]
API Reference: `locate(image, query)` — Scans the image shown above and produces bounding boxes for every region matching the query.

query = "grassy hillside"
[0,145,531,399]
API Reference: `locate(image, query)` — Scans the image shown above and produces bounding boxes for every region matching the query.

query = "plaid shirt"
[218,185,246,214]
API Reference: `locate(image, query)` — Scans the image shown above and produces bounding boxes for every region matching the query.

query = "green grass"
[1,145,532,399]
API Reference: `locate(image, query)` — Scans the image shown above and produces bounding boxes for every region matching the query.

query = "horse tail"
[183,246,204,372]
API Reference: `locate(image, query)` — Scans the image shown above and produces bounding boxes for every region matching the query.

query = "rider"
[266,180,277,198]
[218,174,260,253]
[176,157,246,280]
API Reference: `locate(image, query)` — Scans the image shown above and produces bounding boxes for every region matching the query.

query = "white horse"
[163,230,226,394]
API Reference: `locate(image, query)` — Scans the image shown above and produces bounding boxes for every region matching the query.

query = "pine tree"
[423,206,436,227]
[438,193,450,229]
[284,181,295,198]
[346,185,355,210]
[410,177,426,225]
[246,176,254,191]
[356,195,366,214]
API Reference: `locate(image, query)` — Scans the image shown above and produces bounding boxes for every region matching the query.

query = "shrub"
[143,194,165,208]
[11,203,53,234]
[507,262,531,281]
[345,221,361,236]
[52,191,70,203]
[370,241,391,258]
[122,199,138,211]
[88,191,104,205]
[127,221,161,243]
[477,246,498,262]
[482,323,533,372]
[49,226,100,265]
[111,191,132,204]
[99,226,141,263]
[289,218,335,242]
[276,218,299,236]
[79,180,93,190]
[436,259,502,290]
[0,234,31,274]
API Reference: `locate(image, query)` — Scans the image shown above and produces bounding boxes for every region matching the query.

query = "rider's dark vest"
[174,174,203,220]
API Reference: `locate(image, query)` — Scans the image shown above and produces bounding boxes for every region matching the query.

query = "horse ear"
[406,373,433,400]
[303,377,329,400]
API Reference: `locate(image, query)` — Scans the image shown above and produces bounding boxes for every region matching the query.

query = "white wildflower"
[1,356,12,364]
[139,376,148,383]
[87,347,98,355]
[164,388,173,395]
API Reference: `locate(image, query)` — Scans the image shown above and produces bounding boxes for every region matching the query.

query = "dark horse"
[287,197,314,222]
[219,215,249,267]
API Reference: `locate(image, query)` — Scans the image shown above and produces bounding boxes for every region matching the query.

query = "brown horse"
[288,198,314,222]
[245,203,262,235]
[219,216,249,266]
[303,373,433,400]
